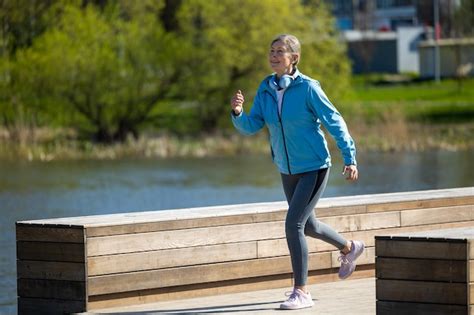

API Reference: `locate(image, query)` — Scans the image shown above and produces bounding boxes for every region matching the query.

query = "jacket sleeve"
[231,90,265,136]
[308,82,357,166]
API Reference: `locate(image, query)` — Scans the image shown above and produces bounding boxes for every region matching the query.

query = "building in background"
[374,0,418,31]
[342,27,424,74]
[419,38,474,78]
[325,0,472,77]
[327,0,461,33]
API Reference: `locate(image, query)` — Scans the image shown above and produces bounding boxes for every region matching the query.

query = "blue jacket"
[231,70,356,175]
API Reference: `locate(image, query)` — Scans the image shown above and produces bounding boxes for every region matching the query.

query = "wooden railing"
[16,187,474,314]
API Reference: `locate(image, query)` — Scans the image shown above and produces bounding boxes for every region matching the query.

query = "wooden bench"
[16,187,473,314]
[376,227,474,314]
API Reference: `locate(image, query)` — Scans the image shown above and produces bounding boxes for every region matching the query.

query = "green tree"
[0,0,58,56]
[0,0,60,140]
[173,0,351,132]
[1,0,351,142]
[15,2,184,142]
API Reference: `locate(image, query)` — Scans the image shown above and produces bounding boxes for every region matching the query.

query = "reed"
[0,120,472,161]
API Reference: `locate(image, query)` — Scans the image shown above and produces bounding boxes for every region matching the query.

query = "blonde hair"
[271,34,301,66]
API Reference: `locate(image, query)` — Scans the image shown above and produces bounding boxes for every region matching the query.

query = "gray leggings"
[281,168,347,286]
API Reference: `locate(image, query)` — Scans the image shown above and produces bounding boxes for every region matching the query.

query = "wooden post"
[16,225,87,314]
[376,227,474,314]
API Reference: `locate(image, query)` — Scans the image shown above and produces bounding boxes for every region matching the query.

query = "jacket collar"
[264,69,303,93]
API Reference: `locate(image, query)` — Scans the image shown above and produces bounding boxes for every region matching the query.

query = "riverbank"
[1,76,473,161]
[1,121,473,161]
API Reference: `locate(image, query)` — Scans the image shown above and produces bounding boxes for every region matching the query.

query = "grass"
[341,76,474,123]
[0,130,271,161]
[1,121,473,162]
[350,76,474,103]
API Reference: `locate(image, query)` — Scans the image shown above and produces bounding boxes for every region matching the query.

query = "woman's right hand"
[231,90,244,115]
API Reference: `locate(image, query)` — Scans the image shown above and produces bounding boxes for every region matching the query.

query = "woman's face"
[269,40,296,77]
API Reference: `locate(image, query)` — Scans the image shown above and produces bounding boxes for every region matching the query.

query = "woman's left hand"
[343,165,358,181]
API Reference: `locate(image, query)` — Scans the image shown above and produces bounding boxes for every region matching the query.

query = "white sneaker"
[338,240,365,280]
[279,288,314,310]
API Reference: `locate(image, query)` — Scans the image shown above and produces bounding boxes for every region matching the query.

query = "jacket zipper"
[272,90,292,175]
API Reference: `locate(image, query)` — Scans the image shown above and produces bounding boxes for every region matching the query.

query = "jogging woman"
[230,34,365,310]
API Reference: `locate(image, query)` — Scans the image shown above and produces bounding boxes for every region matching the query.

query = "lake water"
[1,150,473,314]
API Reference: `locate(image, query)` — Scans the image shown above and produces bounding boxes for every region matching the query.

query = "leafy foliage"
[0,0,351,142]
[174,0,351,131]
[12,2,185,141]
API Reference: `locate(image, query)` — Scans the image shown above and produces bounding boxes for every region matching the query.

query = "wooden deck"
[16,187,474,314]
[86,277,376,314]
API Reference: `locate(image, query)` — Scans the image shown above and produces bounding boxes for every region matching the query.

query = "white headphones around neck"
[270,74,293,90]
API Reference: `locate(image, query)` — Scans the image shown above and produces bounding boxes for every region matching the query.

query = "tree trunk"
[113,120,139,142]
[94,127,113,143]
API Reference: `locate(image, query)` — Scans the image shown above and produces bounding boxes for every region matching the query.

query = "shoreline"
[1,122,473,161]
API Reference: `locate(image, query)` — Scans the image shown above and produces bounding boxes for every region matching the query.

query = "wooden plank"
[88,274,293,310]
[257,238,289,258]
[87,210,402,257]
[308,264,375,285]
[16,224,85,243]
[470,262,473,312]
[368,196,474,213]
[86,205,368,237]
[258,232,379,259]
[376,257,466,282]
[470,242,474,314]
[88,273,293,310]
[357,220,474,248]
[16,241,85,262]
[470,239,474,260]
[17,279,86,300]
[17,260,85,281]
[24,202,290,234]
[18,297,86,315]
[86,211,287,237]
[258,220,474,259]
[348,220,474,249]
[376,279,467,305]
[387,226,474,240]
[87,252,332,296]
[257,230,370,259]
[469,260,474,282]
[376,239,467,260]
[88,242,257,276]
[471,282,474,305]
[15,188,472,237]
[400,205,473,227]
[87,267,374,310]
[87,221,284,256]
[317,205,367,217]
[376,301,467,315]
[321,211,400,233]
[17,187,474,229]
[257,238,335,258]
[321,188,474,210]
[259,235,377,260]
